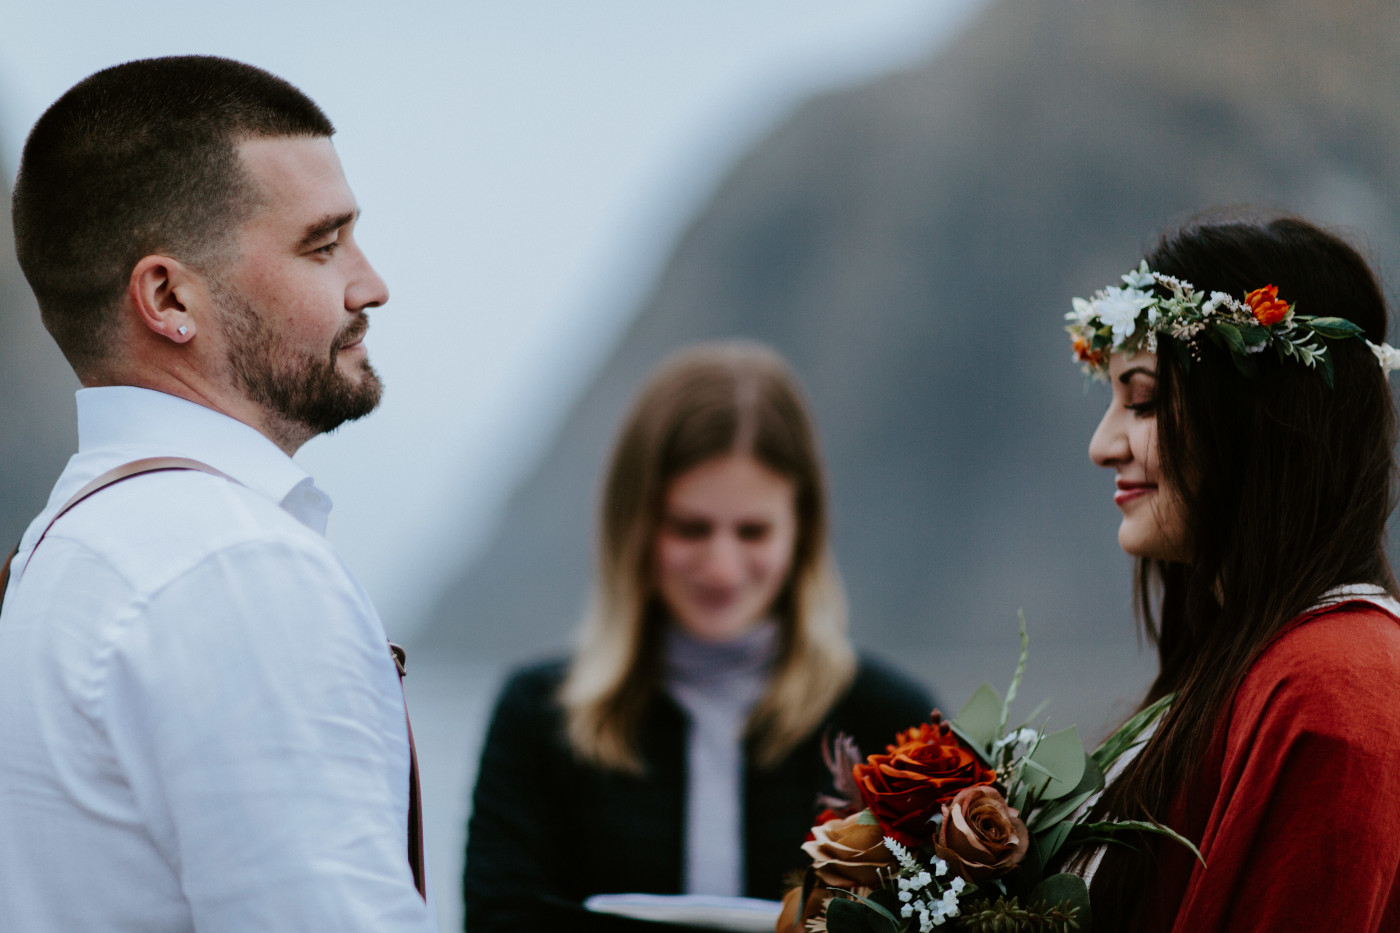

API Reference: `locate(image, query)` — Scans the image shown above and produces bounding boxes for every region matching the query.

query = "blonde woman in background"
[463,341,934,931]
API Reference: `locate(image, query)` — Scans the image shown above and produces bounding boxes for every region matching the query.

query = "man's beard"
[212,281,383,440]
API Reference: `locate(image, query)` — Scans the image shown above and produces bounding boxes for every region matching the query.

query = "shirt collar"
[73,387,331,534]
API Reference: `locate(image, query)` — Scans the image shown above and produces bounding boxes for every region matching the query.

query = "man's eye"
[313,240,341,256]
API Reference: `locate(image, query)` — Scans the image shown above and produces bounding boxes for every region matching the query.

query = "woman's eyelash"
[1125,401,1156,414]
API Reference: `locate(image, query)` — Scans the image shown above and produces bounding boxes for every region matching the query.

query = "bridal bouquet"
[778,619,1195,933]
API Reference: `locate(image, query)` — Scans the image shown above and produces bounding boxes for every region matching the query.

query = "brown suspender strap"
[390,643,428,900]
[0,458,232,609]
[0,457,428,902]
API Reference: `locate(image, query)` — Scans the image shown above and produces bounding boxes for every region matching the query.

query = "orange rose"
[1245,284,1290,325]
[800,812,899,889]
[934,785,1029,881]
[852,716,996,847]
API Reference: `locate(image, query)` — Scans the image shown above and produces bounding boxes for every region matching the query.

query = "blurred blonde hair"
[560,340,856,774]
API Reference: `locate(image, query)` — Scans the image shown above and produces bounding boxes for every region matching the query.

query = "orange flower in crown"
[1071,335,1106,370]
[1245,284,1290,325]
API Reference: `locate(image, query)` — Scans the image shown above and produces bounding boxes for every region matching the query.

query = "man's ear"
[128,254,203,343]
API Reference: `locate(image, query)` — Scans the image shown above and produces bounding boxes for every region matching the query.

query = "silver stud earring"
[178,325,189,336]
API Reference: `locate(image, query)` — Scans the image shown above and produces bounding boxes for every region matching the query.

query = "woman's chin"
[673,613,764,643]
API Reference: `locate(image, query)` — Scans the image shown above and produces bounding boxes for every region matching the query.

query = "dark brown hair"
[560,340,855,773]
[1079,216,1398,928]
[12,55,334,376]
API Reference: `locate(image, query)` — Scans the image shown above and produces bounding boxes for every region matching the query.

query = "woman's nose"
[1088,406,1129,467]
[697,535,745,585]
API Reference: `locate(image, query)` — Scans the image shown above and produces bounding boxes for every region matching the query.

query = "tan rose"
[775,884,828,932]
[934,785,1029,881]
[800,812,898,889]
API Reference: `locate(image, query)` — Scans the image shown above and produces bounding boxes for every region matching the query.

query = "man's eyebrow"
[296,210,358,250]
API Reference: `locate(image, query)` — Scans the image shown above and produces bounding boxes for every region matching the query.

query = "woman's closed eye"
[664,517,711,540]
[1125,399,1156,416]
[736,522,772,543]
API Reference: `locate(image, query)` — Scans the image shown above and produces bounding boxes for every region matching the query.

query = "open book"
[584,893,784,932]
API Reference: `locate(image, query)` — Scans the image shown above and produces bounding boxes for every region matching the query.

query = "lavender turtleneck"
[661,620,779,897]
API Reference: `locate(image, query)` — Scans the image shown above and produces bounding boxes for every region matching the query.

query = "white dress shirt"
[0,387,437,932]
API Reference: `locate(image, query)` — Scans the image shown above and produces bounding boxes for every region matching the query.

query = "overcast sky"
[1,0,986,638]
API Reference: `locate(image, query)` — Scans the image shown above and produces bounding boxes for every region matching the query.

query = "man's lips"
[1114,480,1155,506]
[337,322,368,351]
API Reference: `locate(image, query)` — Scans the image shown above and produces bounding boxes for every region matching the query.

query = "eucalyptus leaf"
[1029,754,1104,831]
[850,891,902,927]
[1029,872,1092,918]
[947,720,996,767]
[1308,316,1365,338]
[1016,834,1045,889]
[1214,321,1246,355]
[1239,323,1269,346]
[953,683,1003,752]
[1320,351,1335,388]
[826,894,897,933]
[855,808,879,826]
[1035,820,1074,867]
[1026,726,1085,799]
[1009,779,1028,814]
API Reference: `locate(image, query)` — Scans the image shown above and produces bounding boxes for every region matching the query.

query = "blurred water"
[405,634,1156,931]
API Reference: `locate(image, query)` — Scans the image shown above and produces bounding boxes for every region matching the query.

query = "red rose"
[1245,284,1290,325]
[934,785,1029,881]
[851,716,996,847]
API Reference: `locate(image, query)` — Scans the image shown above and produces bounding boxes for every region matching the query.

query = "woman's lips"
[1114,480,1155,506]
[687,585,741,612]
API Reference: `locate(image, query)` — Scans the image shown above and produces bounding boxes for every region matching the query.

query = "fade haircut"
[11,55,335,376]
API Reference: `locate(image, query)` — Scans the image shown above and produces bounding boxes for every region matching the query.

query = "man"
[0,57,437,931]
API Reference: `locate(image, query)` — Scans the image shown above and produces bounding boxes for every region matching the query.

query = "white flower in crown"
[1368,341,1400,374]
[1067,296,1097,326]
[1202,291,1233,318]
[1095,286,1156,342]
[1121,261,1155,290]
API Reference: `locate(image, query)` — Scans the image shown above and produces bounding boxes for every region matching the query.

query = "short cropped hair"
[11,55,334,375]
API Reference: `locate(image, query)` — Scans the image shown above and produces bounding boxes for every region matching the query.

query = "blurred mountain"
[417,0,1400,704]
[1,152,79,550]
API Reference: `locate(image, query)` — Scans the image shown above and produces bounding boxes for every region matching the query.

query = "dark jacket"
[462,656,935,932]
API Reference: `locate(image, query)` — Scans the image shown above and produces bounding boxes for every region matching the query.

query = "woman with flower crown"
[1063,216,1400,931]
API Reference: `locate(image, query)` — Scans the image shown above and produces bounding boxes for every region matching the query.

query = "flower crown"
[1065,261,1400,386]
